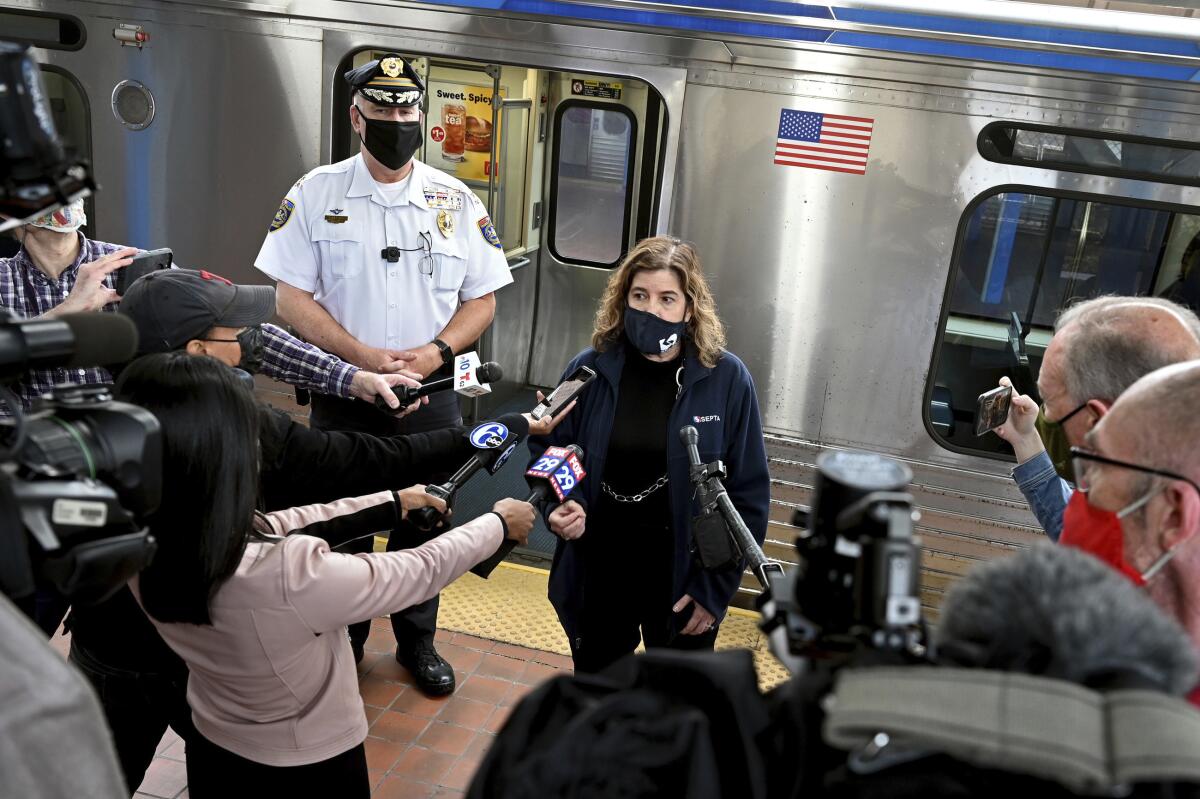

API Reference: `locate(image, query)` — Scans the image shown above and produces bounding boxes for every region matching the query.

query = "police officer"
[255,55,512,696]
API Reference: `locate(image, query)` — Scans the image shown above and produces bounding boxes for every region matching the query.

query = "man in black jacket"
[67,269,560,792]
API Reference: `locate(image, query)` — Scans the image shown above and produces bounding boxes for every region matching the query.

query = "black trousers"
[185,733,369,799]
[570,510,719,674]
[69,640,197,792]
[310,390,462,652]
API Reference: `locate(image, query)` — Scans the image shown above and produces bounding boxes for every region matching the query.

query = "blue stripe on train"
[410,0,1200,82]
[828,31,1200,82]
[832,7,1200,58]
[413,0,832,40]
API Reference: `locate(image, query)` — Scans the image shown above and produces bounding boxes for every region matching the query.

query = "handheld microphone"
[0,312,138,380]
[408,418,524,532]
[374,353,501,412]
[470,444,586,579]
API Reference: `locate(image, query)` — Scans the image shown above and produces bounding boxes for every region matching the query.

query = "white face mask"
[28,199,87,233]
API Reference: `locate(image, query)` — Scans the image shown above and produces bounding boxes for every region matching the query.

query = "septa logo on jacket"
[693,414,720,424]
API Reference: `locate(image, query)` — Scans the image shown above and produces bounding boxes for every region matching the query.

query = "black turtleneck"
[597,339,683,525]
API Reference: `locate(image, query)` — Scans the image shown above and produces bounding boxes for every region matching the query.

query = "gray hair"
[1053,295,1200,405]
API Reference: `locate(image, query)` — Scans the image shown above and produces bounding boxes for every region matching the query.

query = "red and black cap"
[119,269,274,354]
[345,54,425,108]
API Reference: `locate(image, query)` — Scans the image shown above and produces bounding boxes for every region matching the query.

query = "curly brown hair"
[592,236,727,368]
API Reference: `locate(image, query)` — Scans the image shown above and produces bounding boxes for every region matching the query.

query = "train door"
[529,73,665,388]
[0,8,92,251]
[333,50,667,414]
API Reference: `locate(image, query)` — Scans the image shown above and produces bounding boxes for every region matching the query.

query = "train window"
[928,189,1198,457]
[0,10,85,50]
[41,67,94,234]
[979,123,1200,188]
[549,101,636,267]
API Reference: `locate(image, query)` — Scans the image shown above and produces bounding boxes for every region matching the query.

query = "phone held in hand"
[975,385,1013,436]
[531,365,597,421]
[115,247,173,295]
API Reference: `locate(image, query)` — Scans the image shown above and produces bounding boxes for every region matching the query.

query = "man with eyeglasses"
[254,55,512,695]
[994,296,1200,541]
[1069,360,1200,704]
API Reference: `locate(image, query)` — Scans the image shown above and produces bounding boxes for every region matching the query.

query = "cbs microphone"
[375,352,502,413]
[408,418,525,532]
[471,444,586,579]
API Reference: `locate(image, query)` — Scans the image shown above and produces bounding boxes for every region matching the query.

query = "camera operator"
[993,297,1200,547]
[1,204,414,414]
[114,353,534,796]
[63,267,566,791]
[0,49,133,797]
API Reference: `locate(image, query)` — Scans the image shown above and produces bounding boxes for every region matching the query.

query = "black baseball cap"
[120,269,275,354]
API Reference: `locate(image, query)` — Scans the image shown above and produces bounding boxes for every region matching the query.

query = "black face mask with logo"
[359,117,422,171]
[624,307,687,356]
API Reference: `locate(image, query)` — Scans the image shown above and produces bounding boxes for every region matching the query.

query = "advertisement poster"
[427,82,507,184]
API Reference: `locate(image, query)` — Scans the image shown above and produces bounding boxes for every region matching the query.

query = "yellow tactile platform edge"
[436,559,792,691]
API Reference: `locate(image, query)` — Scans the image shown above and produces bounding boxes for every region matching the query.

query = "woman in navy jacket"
[530,237,770,673]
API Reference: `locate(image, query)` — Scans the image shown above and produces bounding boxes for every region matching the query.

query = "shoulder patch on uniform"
[269,198,295,233]
[423,186,464,210]
[477,216,502,249]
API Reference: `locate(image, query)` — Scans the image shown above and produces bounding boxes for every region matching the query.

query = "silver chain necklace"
[602,474,669,503]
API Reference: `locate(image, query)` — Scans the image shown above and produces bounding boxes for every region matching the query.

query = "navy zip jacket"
[530,340,770,644]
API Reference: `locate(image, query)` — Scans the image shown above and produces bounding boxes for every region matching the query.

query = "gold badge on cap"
[380,57,402,78]
[437,209,454,237]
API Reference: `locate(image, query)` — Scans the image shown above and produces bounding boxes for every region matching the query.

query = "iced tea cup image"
[442,103,466,162]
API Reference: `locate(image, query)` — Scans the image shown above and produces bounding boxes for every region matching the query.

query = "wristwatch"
[432,338,454,369]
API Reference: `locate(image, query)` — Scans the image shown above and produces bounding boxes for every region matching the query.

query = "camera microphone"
[407,416,527,533]
[375,355,502,412]
[0,312,138,380]
[470,444,586,579]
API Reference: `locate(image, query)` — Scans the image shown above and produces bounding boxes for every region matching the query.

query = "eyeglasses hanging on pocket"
[379,230,434,278]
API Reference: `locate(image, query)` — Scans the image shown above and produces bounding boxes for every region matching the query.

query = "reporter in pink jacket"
[117,352,534,797]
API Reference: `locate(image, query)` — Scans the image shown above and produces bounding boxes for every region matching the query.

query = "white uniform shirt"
[255,155,512,351]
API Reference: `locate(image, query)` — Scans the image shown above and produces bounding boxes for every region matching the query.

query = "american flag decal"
[774,109,874,175]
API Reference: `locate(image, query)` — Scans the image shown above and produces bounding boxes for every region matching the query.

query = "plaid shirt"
[0,234,357,410]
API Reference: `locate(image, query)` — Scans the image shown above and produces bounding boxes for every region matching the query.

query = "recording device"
[0,42,95,231]
[530,365,595,421]
[0,313,162,606]
[374,353,501,413]
[765,450,926,672]
[407,417,524,533]
[974,384,1012,436]
[470,444,585,579]
[681,425,781,587]
[114,247,172,295]
[0,312,137,381]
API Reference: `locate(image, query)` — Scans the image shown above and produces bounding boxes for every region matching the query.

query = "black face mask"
[236,325,265,374]
[359,117,422,171]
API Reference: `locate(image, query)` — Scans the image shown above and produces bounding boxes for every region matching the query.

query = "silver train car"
[8,0,1200,616]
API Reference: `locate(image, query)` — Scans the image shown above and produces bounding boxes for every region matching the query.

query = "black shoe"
[398,640,455,697]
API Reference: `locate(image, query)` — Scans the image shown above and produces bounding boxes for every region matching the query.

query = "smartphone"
[531,365,596,420]
[115,247,173,295]
[975,385,1013,436]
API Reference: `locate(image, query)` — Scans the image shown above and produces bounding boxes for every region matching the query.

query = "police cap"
[344,55,424,108]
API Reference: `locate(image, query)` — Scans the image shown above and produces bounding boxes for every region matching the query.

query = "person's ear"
[1160,480,1200,553]
[184,339,209,357]
[1082,399,1110,431]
